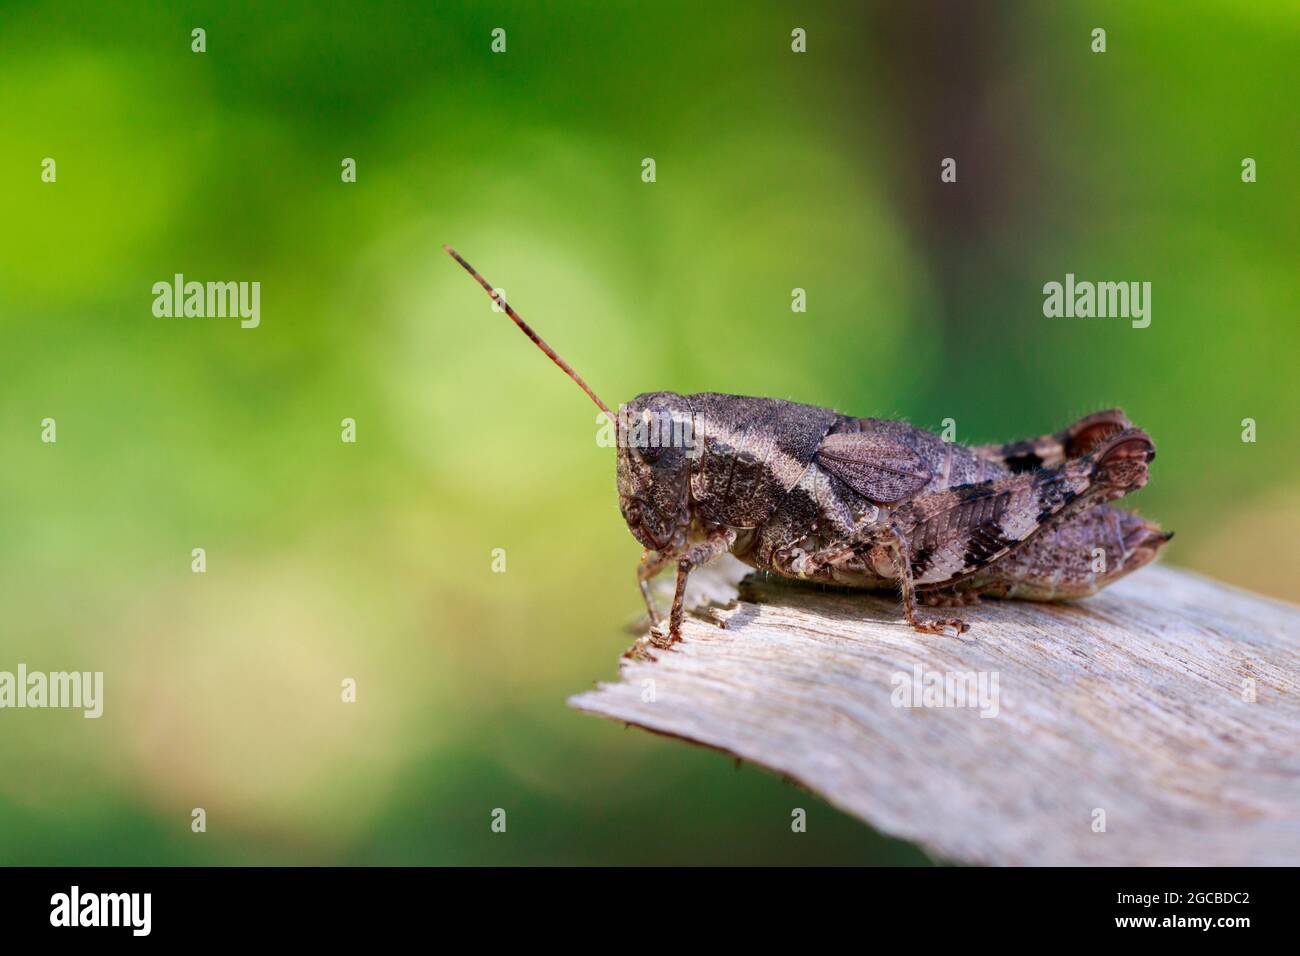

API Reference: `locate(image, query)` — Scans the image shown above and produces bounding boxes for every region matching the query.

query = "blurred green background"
[0,1,1295,864]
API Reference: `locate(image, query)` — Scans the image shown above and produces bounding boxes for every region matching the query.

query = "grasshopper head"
[616,391,697,553]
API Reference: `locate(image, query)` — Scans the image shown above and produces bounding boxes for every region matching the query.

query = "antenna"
[444,246,616,423]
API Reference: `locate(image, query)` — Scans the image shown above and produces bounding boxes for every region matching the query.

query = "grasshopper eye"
[635,443,665,464]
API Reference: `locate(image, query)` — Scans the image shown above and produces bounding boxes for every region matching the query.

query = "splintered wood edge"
[568,563,1300,866]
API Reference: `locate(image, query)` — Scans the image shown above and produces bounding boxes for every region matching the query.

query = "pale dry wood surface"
[569,560,1300,865]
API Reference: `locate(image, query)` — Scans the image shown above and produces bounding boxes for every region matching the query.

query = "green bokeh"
[0,1,1295,864]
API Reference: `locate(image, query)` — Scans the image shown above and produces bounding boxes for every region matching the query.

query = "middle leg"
[876,525,971,635]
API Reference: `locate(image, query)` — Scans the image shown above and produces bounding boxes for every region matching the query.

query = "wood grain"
[570,560,1300,865]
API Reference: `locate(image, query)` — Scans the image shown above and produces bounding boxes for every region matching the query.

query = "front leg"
[655,527,737,647]
[636,550,675,628]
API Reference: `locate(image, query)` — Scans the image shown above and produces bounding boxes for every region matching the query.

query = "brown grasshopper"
[447,247,1172,642]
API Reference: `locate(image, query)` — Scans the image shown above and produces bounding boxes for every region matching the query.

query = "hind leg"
[891,427,1157,624]
[766,428,1157,634]
[972,409,1133,472]
[947,504,1173,601]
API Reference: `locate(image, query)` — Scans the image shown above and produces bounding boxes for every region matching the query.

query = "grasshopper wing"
[814,431,931,505]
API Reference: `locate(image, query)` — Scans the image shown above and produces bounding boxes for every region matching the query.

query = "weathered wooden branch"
[570,559,1300,865]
